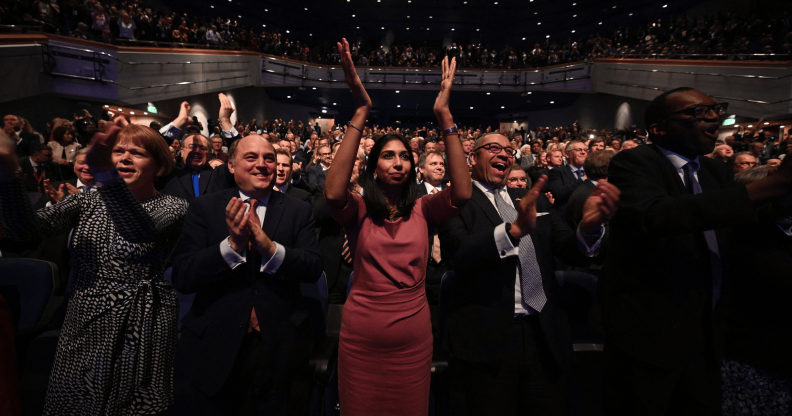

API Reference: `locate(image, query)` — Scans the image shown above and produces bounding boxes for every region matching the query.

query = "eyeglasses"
[664,102,729,120]
[473,142,518,157]
[319,152,332,157]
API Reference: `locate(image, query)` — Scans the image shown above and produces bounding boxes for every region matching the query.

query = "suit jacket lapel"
[180,168,195,197]
[263,190,285,238]
[471,186,503,226]
[199,166,213,195]
[648,144,687,193]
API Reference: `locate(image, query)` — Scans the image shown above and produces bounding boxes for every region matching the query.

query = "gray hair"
[734,165,771,185]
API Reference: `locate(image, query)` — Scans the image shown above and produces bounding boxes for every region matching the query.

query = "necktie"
[246,199,261,332]
[192,172,200,197]
[430,188,442,263]
[342,234,353,264]
[492,189,547,312]
[682,162,722,309]
[574,169,584,180]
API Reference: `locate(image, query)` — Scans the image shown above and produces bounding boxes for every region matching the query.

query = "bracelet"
[92,169,120,184]
[442,124,459,135]
[347,121,364,133]
[444,132,459,136]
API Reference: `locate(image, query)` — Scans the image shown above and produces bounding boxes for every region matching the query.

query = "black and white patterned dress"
[0,175,188,415]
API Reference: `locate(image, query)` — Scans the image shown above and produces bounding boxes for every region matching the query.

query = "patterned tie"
[492,189,547,312]
[574,169,584,180]
[341,234,353,264]
[246,199,261,332]
[682,162,722,309]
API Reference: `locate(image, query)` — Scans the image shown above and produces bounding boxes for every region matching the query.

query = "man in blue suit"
[171,134,323,414]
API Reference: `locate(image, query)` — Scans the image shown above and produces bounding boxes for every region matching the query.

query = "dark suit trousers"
[174,331,308,416]
[449,316,568,416]
[328,260,352,304]
[603,344,720,416]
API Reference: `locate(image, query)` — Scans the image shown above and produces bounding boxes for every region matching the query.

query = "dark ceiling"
[160,0,701,51]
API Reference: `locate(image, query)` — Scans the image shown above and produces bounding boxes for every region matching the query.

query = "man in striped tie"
[439,132,620,416]
[546,140,588,214]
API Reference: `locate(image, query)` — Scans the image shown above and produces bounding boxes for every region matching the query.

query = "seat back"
[0,259,57,331]
[300,272,328,318]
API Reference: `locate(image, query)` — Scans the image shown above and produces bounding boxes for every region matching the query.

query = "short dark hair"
[588,137,605,150]
[644,87,697,140]
[584,150,614,180]
[418,150,444,168]
[274,148,292,160]
[30,144,50,155]
[359,133,421,221]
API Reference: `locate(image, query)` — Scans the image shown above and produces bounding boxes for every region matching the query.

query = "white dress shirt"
[219,190,286,274]
[472,180,604,316]
[423,182,443,194]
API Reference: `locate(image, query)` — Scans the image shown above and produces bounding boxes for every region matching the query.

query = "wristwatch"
[442,124,458,135]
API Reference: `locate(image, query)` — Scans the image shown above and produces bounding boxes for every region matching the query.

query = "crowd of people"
[3,0,791,66]
[2,51,792,416]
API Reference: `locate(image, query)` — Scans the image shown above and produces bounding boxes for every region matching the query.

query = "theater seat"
[0,259,59,332]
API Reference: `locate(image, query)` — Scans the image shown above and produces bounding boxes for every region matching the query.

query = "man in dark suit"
[4,114,39,158]
[273,148,311,204]
[600,87,792,415]
[158,134,227,202]
[171,134,323,414]
[19,144,63,193]
[307,145,332,194]
[417,150,447,305]
[439,133,620,415]
[546,140,587,213]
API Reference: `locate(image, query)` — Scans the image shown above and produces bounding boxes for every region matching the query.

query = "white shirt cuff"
[159,122,181,139]
[576,225,605,257]
[221,127,239,139]
[494,222,519,259]
[260,242,285,274]
[776,221,792,237]
[220,237,247,269]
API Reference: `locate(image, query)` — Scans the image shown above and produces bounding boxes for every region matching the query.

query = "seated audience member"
[308,145,332,194]
[171,134,323,414]
[313,148,366,304]
[505,164,531,189]
[620,139,638,151]
[588,137,605,152]
[159,133,226,201]
[521,140,544,168]
[722,165,792,415]
[20,144,63,193]
[527,150,549,183]
[44,148,96,203]
[711,143,734,162]
[48,125,82,175]
[273,148,311,204]
[546,149,564,169]
[210,135,229,163]
[547,140,588,212]
[5,114,38,158]
[417,150,449,304]
[733,151,757,173]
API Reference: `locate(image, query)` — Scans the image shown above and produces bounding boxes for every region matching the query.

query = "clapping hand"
[433,56,456,122]
[509,176,548,239]
[580,182,621,234]
[226,198,253,254]
[218,93,235,132]
[85,125,122,174]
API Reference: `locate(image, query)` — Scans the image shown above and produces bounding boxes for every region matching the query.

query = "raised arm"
[433,57,472,207]
[325,38,372,208]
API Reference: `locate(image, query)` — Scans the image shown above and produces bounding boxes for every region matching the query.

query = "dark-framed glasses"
[473,142,518,157]
[665,102,729,120]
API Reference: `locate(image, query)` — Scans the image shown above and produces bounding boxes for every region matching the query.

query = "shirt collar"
[76,178,95,190]
[657,145,700,172]
[472,179,506,195]
[568,164,584,173]
[238,189,271,206]
[29,158,40,168]
[423,181,442,193]
[277,182,289,193]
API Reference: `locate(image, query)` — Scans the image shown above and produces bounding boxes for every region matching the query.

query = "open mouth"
[117,167,136,176]
[491,161,509,172]
[703,126,719,139]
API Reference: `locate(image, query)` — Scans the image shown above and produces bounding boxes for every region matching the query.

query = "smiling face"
[229,135,276,198]
[112,139,158,192]
[181,135,209,170]
[275,153,292,188]
[73,153,94,185]
[420,153,445,186]
[568,142,588,167]
[653,90,721,159]
[470,134,514,187]
[547,150,564,168]
[375,139,412,189]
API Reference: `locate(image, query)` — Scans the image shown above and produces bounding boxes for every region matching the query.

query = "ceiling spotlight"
[144,112,148,115]
[534,12,538,14]
[117,108,122,111]
[310,34,312,36]
[262,24,265,27]
[612,5,617,8]
[486,92,491,95]
[352,14,355,17]
[396,90,400,93]
[573,14,577,17]
[464,1,467,3]
[452,28,455,31]
[629,13,633,15]
[546,35,550,38]
[764,122,770,125]
[501,106,505,109]
[104,105,109,107]
[527,92,532,94]
[550,101,554,104]
[130,111,135,115]
[572,30,576,33]
[238,15,241,17]
[599,22,603,25]
[429,16,433,19]
[522,37,526,40]
[333,103,337,105]
[427,28,430,30]
[264,8,267,11]
[572,2,576,4]
[780,126,785,128]
[356,27,359,29]
[304,7,308,10]
[286,30,290,33]
[494,1,498,3]
[210,5,214,8]
[407,15,410,18]
[663,4,667,7]
[407,28,409,30]
[322,109,327,113]
[287,96,291,98]
[747,125,753,128]
[381,27,385,29]
[312,87,316,90]
[470,107,474,109]
[397,105,401,107]
[538,22,542,25]
[477,28,480,31]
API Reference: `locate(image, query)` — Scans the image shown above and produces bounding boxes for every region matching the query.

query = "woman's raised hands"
[85,125,122,173]
[433,57,456,128]
[337,38,372,110]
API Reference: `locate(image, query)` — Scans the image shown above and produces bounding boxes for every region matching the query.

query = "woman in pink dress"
[324,39,472,416]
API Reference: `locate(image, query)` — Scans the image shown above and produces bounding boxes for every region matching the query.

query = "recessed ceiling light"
[397,105,401,107]
[764,122,770,125]
[407,28,409,30]
[747,125,753,128]
[286,30,290,33]
[130,111,135,115]
[599,22,602,25]
[494,1,498,3]
[470,107,474,109]
[144,112,148,115]
[427,28,430,30]
[534,12,538,14]
[429,16,433,18]
[573,14,577,17]
[477,28,480,31]
[663,4,667,7]
[238,15,241,17]
[522,37,525,40]
[304,7,308,10]
[407,15,410,18]
[333,103,337,105]
[527,92,532,94]
[572,2,576,4]
[287,96,291,98]
[381,27,385,29]
[571,30,575,33]
[501,106,505,109]
[550,101,554,104]
[322,109,327,113]
[210,5,214,8]
[356,27,359,29]
[546,35,550,38]
[262,24,265,27]
[452,28,455,31]
[310,34,312,36]
[312,87,316,90]
[629,13,633,15]
[613,5,617,8]
[352,14,355,17]
[117,108,122,111]
[486,92,490,95]
[396,90,400,93]
[104,105,109,107]
[538,22,541,25]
